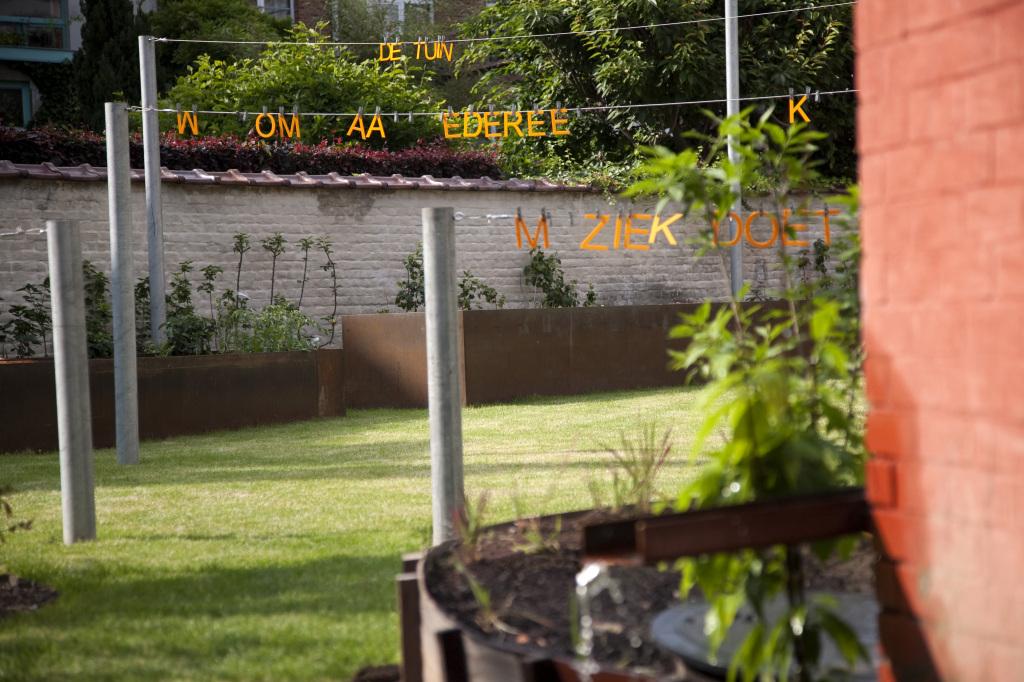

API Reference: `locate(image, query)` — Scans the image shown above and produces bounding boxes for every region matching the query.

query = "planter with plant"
[409,113,871,682]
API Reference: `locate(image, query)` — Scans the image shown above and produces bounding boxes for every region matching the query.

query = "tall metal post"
[138,35,166,344]
[422,207,464,544]
[725,0,744,298]
[47,220,97,544]
[105,102,140,465]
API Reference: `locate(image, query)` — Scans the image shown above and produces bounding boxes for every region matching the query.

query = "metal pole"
[105,102,140,466]
[725,0,744,298]
[139,35,166,344]
[47,220,97,545]
[422,207,464,545]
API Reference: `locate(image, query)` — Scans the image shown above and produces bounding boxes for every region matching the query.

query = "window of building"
[370,0,433,28]
[255,0,294,21]
[0,82,31,126]
[0,0,67,49]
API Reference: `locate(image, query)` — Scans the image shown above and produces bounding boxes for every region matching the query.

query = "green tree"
[147,0,288,88]
[456,0,855,180]
[73,0,146,130]
[628,110,865,681]
[165,23,442,147]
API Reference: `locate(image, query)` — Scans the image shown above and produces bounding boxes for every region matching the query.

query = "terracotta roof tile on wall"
[0,161,597,193]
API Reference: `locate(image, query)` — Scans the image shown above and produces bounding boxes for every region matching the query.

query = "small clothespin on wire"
[407,112,413,123]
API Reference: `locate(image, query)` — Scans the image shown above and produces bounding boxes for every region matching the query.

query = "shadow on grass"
[2,552,403,681]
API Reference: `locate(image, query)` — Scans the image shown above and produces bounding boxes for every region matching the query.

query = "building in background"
[0,0,155,126]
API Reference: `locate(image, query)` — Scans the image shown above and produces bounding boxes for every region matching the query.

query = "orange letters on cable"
[789,94,810,124]
[624,214,651,251]
[176,111,198,136]
[580,214,610,251]
[378,42,402,62]
[515,213,550,249]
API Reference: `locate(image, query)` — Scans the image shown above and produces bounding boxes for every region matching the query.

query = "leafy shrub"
[217,301,319,354]
[523,248,596,308]
[629,110,866,681]
[165,23,440,148]
[147,0,287,87]
[82,260,113,358]
[164,261,215,355]
[458,272,505,310]
[0,126,502,178]
[2,279,50,358]
[394,244,425,312]
[395,243,505,312]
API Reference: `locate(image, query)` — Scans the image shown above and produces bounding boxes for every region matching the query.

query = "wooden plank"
[637,488,870,563]
[437,629,469,682]
[397,572,422,682]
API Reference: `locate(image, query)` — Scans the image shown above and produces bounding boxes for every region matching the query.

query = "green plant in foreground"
[629,110,866,682]
[511,493,561,554]
[600,424,673,515]
[453,492,490,562]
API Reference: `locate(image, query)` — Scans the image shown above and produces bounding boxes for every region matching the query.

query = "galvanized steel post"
[725,0,744,298]
[105,102,140,465]
[138,35,167,344]
[47,220,97,544]
[422,207,464,544]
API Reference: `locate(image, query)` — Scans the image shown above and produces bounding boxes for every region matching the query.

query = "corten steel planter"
[0,349,345,453]
[400,490,871,682]
[343,303,797,409]
[343,305,697,409]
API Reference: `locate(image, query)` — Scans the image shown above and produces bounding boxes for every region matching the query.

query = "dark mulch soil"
[427,510,876,680]
[351,664,400,682]
[0,574,58,617]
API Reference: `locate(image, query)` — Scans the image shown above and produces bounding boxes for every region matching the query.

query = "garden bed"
[0,349,344,453]
[412,494,876,681]
[0,575,58,618]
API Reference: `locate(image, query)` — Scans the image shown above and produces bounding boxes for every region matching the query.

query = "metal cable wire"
[125,88,856,120]
[152,1,855,47]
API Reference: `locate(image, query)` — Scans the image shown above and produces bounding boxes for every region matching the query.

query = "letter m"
[277,113,300,139]
[515,213,550,249]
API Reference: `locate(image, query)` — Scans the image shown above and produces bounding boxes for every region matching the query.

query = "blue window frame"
[0,81,32,126]
[0,0,69,52]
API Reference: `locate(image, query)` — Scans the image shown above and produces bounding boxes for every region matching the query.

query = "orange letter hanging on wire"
[176,111,199,136]
[515,212,550,249]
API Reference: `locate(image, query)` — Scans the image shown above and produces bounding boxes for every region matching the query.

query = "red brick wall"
[294,0,329,26]
[857,1,1024,680]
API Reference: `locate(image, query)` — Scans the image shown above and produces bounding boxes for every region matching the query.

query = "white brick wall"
[0,179,844,345]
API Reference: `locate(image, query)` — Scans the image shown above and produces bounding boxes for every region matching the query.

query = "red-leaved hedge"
[0,126,504,178]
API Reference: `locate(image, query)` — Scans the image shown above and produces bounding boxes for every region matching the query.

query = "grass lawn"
[0,386,710,681]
